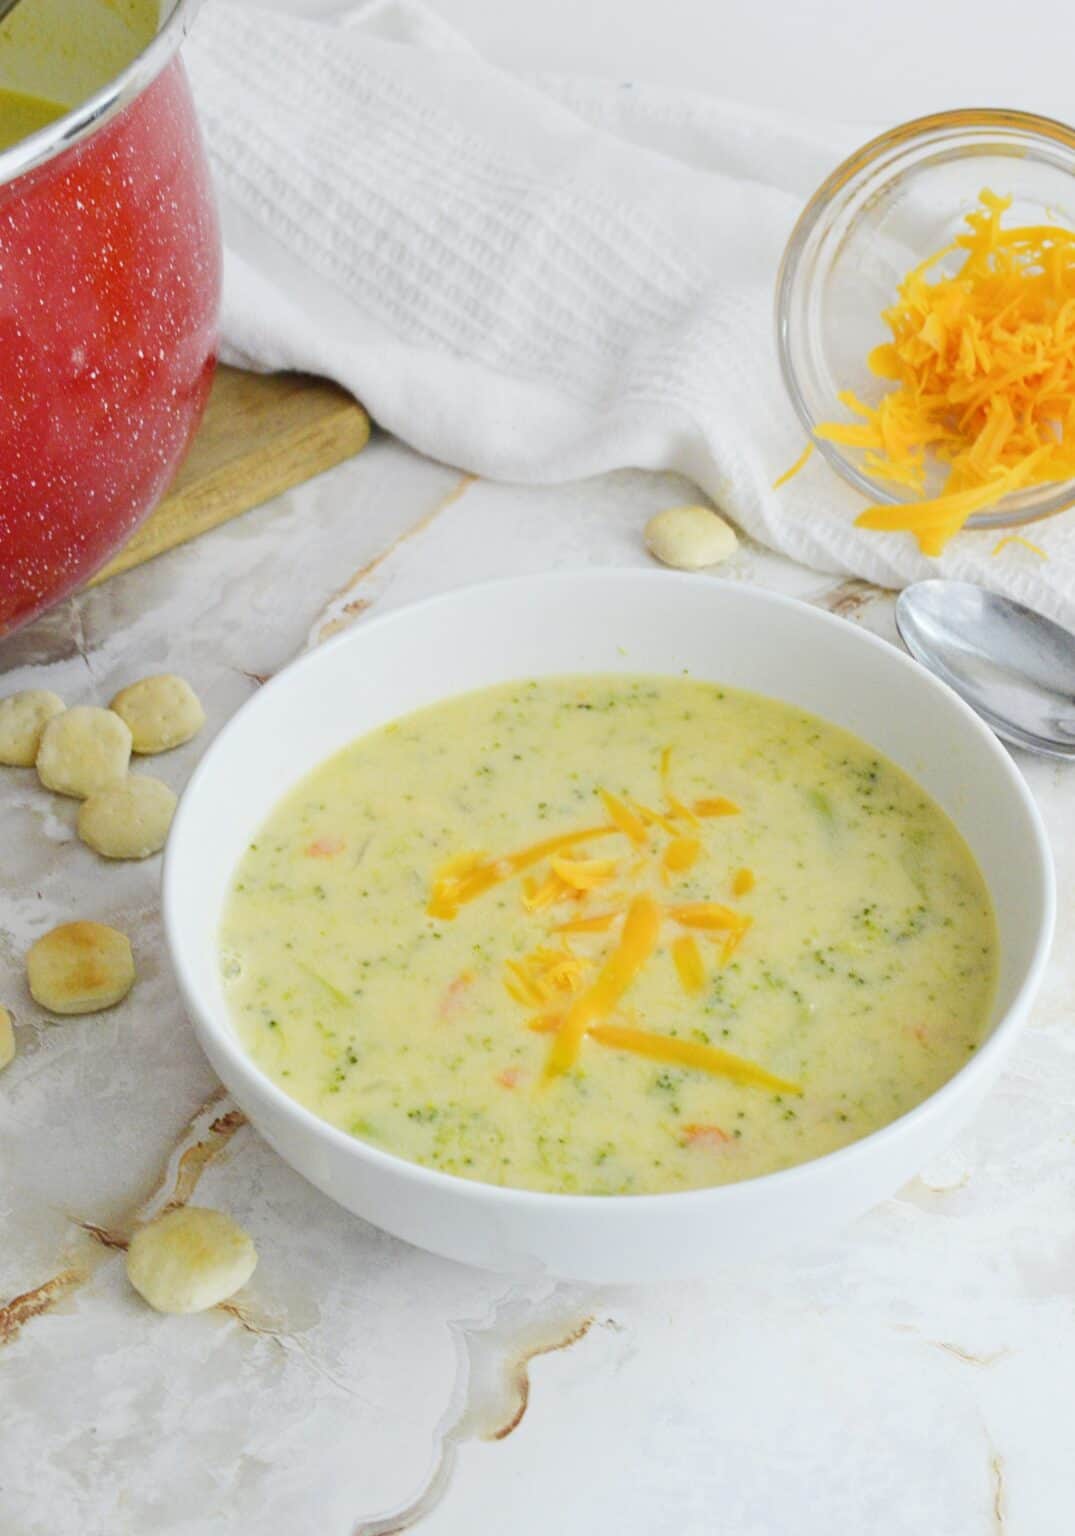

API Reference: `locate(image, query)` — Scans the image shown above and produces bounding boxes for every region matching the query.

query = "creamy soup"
[221,677,997,1196]
[0,0,159,152]
[0,88,65,150]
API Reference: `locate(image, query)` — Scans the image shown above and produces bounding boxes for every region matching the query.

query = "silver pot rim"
[0,0,203,187]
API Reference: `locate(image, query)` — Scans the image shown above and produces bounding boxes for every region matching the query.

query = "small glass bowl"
[775,108,1075,530]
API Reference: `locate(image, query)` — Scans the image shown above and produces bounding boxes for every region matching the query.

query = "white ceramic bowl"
[164,571,1054,1282]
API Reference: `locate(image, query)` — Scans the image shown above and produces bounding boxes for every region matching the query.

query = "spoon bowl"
[896,580,1075,759]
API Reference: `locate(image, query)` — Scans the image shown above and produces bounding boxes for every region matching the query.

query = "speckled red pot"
[0,4,220,636]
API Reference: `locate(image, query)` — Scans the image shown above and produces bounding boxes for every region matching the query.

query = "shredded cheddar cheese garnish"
[719,915,753,966]
[527,1014,563,1035]
[773,440,815,490]
[530,1016,799,1093]
[584,1024,800,1095]
[427,750,788,1092]
[504,946,589,1007]
[600,789,648,845]
[818,189,1075,554]
[693,796,740,818]
[503,962,547,1007]
[660,746,700,825]
[671,934,705,995]
[663,836,701,876]
[433,850,486,881]
[666,792,698,825]
[991,534,1047,559]
[630,798,680,837]
[669,901,744,932]
[549,856,618,891]
[521,871,566,913]
[543,896,661,1080]
[428,825,615,917]
[553,910,623,935]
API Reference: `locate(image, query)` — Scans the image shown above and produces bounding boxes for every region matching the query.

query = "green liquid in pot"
[0,0,160,152]
[0,87,65,150]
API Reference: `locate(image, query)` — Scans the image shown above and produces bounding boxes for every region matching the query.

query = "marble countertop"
[2,431,1073,1536]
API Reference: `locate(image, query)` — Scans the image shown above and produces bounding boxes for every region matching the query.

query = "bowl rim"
[163,569,1056,1214]
[774,106,1075,528]
[0,0,203,189]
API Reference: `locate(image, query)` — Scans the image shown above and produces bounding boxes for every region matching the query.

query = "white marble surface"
[1,428,1073,1535]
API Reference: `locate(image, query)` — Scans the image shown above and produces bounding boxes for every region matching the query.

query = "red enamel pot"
[0,1,221,636]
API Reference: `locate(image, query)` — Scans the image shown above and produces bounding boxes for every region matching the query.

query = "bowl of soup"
[0,0,220,635]
[163,572,1053,1281]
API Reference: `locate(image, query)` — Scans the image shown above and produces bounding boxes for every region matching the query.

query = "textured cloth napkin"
[186,0,1075,626]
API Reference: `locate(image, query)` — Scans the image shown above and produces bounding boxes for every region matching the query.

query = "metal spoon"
[895,579,1075,759]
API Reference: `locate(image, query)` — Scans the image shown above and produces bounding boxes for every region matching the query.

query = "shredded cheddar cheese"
[530,1017,800,1094]
[991,533,1047,558]
[504,945,589,1007]
[719,915,753,966]
[584,1024,801,1095]
[629,798,681,837]
[428,825,615,917]
[427,750,785,1091]
[671,934,705,995]
[543,896,661,1080]
[433,850,486,882]
[773,440,815,490]
[503,961,547,1008]
[668,901,744,932]
[600,789,648,845]
[818,189,1075,554]
[553,909,623,935]
[666,792,698,825]
[660,747,700,825]
[521,871,567,913]
[549,856,618,891]
[693,796,740,818]
[527,1014,564,1035]
[663,836,701,876]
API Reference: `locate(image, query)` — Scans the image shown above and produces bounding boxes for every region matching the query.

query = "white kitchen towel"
[185,0,1075,626]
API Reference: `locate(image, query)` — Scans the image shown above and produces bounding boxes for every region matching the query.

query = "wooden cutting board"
[89,365,372,586]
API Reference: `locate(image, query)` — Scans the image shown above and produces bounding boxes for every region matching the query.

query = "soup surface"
[0,88,64,150]
[221,677,997,1195]
[0,0,159,151]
